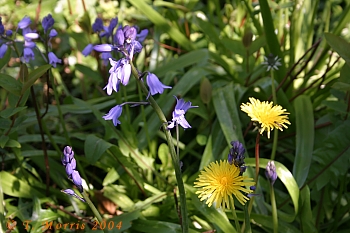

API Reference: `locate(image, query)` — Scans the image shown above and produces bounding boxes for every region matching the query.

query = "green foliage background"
[0,0,350,232]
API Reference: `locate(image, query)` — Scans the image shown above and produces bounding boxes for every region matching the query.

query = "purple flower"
[92,18,104,33]
[49,29,57,38]
[23,47,34,63]
[94,44,112,52]
[82,44,94,57]
[48,52,61,67]
[168,96,198,129]
[115,27,125,45]
[146,72,171,97]
[18,16,31,29]
[61,189,86,202]
[104,58,131,95]
[103,105,123,126]
[65,163,74,177]
[6,30,12,37]
[0,44,8,58]
[265,161,277,185]
[24,32,39,40]
[101,52,112,66]
[124,26,137,43]
[137,29,148,43]
[72,170,83,192]
[0,17,4,34]
[228,141,245,167]
[42,14,54,33]
[100,17,118,38]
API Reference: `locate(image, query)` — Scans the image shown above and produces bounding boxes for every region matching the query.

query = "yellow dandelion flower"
[194,160,255,210]
[240,97,290,139]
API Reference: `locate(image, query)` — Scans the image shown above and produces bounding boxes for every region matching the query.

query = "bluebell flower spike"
[228,141,246,167]
[42,14,54,33]
[265,161,277,185]
[61,189,86,202]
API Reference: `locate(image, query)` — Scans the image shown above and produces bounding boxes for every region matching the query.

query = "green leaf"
[200,77,212,104]
[212,83,244,146]
[293,95,314,187]
[324,33,350,66]
[0,106,27,118]
[0,135,9,148]
[128,0,193,51]
[21,64,52,95]
[0,171,44,198]
[4,139,21,148]
[84,134,113,164]
[191,192,237,233]
[0,46,11,70]
[299,186,317,233]
[0,73,22,95]
[75,64,102,83]
[245,158,299,222]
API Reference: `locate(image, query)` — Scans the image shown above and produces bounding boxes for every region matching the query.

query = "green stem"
[81,191,108,233]
[270,184,278,233]
[230,199,241,233]
[243,202,251,233]
[129,62,189,233]
[270,71,278,160]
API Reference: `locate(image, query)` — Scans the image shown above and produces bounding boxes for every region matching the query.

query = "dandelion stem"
[270,71,279,160]
[270,184,278,233]
[129,62,189,233]
[230,199,241,233]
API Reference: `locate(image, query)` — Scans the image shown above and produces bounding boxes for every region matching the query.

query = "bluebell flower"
[62,146,83,193]
[94,44,112,52]
[82,43,94,57]
[42,14,54,33]
[136,29,148,43]
[61,189,86,202]
[228,141,246,167]
[103,105,123,126]
[101,52,112,66]
[6,30,12,37]
[104,58,131,95]
[0,44,8,58]
[168,96,198,129]
[49,29,57,37]
[72,170,83,192]
[18,16,31,29]
[100,17,118,38]
[146,72,171,97]
[48,52,61,67]
[92,18,104,33]
[23,47,34,63]
[115,27,125,46]
[0,17,4,34]
[265,161,277,185]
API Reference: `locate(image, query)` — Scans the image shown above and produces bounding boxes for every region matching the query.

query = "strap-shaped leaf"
[21,64,51,95]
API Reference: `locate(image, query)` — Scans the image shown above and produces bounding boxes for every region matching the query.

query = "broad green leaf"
[212,83,244,146]
[200,77,212,104]
[293,95,314,187]
[21,64,52,95]
[4,139,21,148]
[245,158,299,222]
[0,171,44,198]
[0,106,27,118]
[299,186,317,233]
[324,33,350,66]
[0,74,22,95]
[128,0,194,51]
[332,64,350,91]
[0,135,9,148]
[191,192,237,233]
[75,64,102,83]
[84,134,113,164]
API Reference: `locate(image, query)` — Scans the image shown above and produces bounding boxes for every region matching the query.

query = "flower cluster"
[168,96,198,129]
[240,97,290,139]
[265,161,277,185]
[0,15,61,66]
[228,141,247,174]
[61,146,83,193]
[83,17,175,127]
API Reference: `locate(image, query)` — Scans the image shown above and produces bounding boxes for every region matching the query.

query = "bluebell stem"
[82,44,94,57]
[168,96,198,129]
[102,105,123,126]
[265,161,277,185]
[62,146,83,193]
[228,141,246,167]
[42,14,54,33]
[61,189,86,202]
[48,52,61,67]
[146,72,172,97]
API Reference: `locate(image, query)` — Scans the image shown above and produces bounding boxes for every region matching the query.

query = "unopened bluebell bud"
[265,161,277,185]
[72,170,83,192]
[115,28,125,45]
[65,163,73,177]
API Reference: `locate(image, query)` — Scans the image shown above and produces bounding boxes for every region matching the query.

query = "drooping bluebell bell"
[18,16,31,29]
[0,44,8,58]
[168,96,198,129]
[42,14,54,33]
[92,18,104,33]
[61,189,86,202]
[49,29,57,38]
[102,105,123,126]
[265,161,277,185]
[146,72,171,97]
[48,52,61,67]
[104,58,131,95]
[228,141,245,167]
[82,43,94,57]
[23,47,35,63]
[62,146,83,193]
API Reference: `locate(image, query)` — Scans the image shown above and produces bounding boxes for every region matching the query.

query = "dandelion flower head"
[194,160,255,210]
[240,97,290,138]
